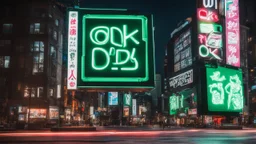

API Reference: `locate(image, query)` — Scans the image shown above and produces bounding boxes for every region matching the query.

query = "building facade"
[0,0,65,127]
[165,0,248,127]
[240,0,256,124]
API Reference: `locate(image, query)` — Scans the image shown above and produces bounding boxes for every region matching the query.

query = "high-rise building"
[0,0,65,128]
[240,0,256,123]
[165,0,248,127]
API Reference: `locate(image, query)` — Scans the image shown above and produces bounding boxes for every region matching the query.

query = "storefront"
[168,84,198,127]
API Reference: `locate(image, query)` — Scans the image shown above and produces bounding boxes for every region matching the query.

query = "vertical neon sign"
[197,0,223,61]
[225,0,240,67]
[67,11,78,90]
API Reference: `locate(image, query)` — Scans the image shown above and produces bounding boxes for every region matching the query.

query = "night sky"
[80,0,196,74]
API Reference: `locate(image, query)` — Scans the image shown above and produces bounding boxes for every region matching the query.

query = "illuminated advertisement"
[67,11,78,89]
[123,92,132,106]
[28,109,47,119]
[108,92,118,105]
[169,95,181,115]
[197,0,223,61]
[49,106,59,119]
[68,9,155,88]
[225,0,240,67]
[132,99,137,116]
[123,107,129,117]
[206,65,243,112]
[18,106,27,113]
[65,108,71,121]
[174,28,192,72]
[169,87,197,115]
[169,69,193,89]
[188,109,197,115]
[180,87,197,109]
[18,114,25,121]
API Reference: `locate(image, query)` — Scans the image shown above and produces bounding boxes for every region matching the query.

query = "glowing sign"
[79,14,154,86]
[169,94,184,115]
[225,0,240,67]
[198,8,219,22]
[108,92,118,106]
[203,0,218,9]
[206,65,244,112]
[169,95,179,115]
[67,11,78,89]
[197,7,223,60]
[132,99,137,116]
[123,93,132,106]
[169,69,193,89]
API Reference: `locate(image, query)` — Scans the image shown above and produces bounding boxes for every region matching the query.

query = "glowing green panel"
[82,15,149,82]
[206,65,244,112]
[123,93,132,106]
[169,94,181,115]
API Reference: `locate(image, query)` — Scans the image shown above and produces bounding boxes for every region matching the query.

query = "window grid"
[31,41,44,74]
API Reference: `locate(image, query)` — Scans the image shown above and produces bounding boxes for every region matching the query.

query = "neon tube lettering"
[199,45,221,60]
[90,26,109,45]
[123,25,140,47]
[92,48,110,70]
[113,49,130,65]
[198,9,219,22]
[110,27,123,47]
[90,25,139,71]
[203,0,218,9]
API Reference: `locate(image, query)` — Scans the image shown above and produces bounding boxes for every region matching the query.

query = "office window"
[55,19,59,26]
[49,89,54,97]
[16,45,24,52]
[3,24,13,34]
[0,56,10,68]
[0,40,11,47]
[31,41,44,74]
[19,56,25,68]
[24,86,43,98]
[37,87,43,97]
[30,23,44,34]
[31,88,36,97]
[53,31,57,40]
[24,86,30,98]
[50,45,56,59]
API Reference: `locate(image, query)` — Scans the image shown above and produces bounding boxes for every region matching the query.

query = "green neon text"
[81,15,150,83]
[90,25,139,71]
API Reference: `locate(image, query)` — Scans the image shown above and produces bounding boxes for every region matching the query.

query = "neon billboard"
[197,0,223,61]
[225,0,240,67]
[206,65,244,112]
[67,9,155,88]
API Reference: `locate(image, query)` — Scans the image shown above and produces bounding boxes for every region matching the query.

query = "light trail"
[0,130,183,137]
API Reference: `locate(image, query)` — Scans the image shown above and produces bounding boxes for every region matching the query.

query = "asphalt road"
[0,128,256,144]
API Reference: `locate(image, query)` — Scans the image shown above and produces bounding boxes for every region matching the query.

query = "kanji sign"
[67,11,78,89]
[206,65,244,112]
[225,0,240,67]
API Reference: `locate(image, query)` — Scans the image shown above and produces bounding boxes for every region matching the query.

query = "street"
[0,128,256,144]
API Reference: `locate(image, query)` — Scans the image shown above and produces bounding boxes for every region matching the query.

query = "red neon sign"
[198,8,219,22]
[198,34,207,44]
